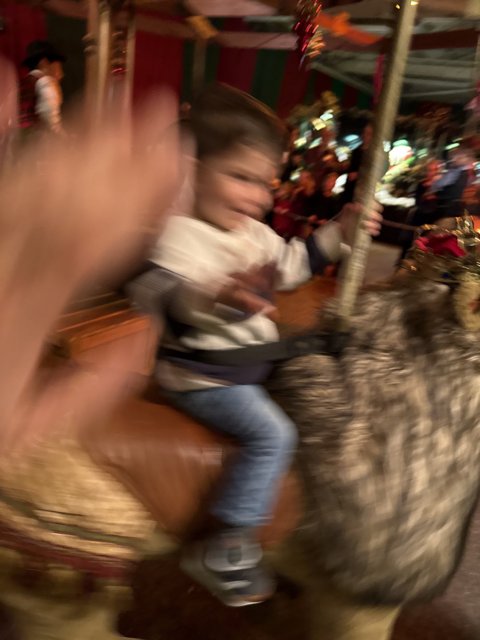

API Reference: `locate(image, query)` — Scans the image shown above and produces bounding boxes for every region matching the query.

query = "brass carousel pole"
[109,1,136,124]
[96,0,113,118]
[84,0,113,125]
[83,0,99,119]
[188,17,218,98]
[337,0,418,328]
[125,3,136,109]
[192,37,207,97]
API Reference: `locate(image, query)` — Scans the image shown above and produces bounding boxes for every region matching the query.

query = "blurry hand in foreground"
[0,56,180,452]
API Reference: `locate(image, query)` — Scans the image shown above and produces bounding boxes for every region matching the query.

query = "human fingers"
[1,90,181,288]
[0,56,17,165]
[0,92,180,431]
[1,335,146,454]
[231,288,277,317]
[217,279,275,316]
[230,263,277,295]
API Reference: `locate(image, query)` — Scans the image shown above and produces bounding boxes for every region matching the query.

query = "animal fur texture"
[270,281,480,605]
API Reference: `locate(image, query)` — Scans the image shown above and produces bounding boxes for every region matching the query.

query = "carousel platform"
[117,515,480,640]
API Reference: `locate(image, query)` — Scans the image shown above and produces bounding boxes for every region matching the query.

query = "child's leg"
[170,384,297,606]
[171,384,297,528]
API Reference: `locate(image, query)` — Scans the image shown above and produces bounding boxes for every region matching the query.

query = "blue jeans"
[169,385,297,528]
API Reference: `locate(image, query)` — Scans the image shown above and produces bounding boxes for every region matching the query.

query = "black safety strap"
[159,331,348,367]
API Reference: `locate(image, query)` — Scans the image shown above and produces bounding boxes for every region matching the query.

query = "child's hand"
[216,264,278,320]
[337,202,383,244]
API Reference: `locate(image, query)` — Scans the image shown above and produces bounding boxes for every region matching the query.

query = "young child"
[127,84,381,608]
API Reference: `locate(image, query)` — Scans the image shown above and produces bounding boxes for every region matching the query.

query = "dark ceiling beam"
[185,0,276,16]
[419,0,479,17]
[381,28,479,53]
[325,0,479,18]
[136,13,194,37]
[31,1,480,53]
[39,0,87,19]
[215,28,480,52]
[216,30,295,48]
[311,59,373,93]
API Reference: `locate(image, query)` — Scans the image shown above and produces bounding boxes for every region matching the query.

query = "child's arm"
[124,263,182,318]
[270,202,382,291]
[126,262,275,325]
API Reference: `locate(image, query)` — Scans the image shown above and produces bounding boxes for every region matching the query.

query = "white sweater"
[142,215,345,390]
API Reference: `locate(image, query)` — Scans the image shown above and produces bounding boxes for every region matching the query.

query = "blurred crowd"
[267,122,373,241]
[271,116,479,253]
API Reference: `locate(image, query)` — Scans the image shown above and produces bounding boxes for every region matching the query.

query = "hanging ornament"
[293,0,325,63]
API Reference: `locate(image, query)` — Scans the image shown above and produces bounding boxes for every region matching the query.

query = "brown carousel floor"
[3,243,480,640]
[117,504,480,640]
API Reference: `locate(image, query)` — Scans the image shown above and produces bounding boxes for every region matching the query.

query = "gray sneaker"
[180,528,275,607]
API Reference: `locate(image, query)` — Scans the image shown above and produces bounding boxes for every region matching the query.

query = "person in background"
[287,125,299,150]
[343,121,373,204]
[291,169,323,237]
[432,145,473,220]
[397,158,443,264]
[415,158,444,214]
[307,127,335,163]
[281,149,303,183]
[308,170,342,228]
[19,40,65,138]
[271,181,296,240]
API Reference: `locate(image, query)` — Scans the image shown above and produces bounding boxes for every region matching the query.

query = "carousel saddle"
[84,394,302,548]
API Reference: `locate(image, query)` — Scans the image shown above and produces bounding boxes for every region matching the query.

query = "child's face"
[195,144,278,231]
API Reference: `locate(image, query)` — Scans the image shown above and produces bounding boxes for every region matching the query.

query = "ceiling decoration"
[19,0,480,102]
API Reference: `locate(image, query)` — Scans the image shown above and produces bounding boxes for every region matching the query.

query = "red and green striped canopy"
[0,3,372,116]
[135,32,372,116]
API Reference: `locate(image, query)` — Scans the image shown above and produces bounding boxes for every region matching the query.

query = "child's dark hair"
[188,83,287,161]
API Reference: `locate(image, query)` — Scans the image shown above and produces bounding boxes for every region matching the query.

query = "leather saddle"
[84,391,302,549]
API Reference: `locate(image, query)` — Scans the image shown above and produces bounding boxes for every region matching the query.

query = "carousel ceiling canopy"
[310,8,480,103]
[31,0,480,19]
[19,0,480,102]
[185,1,277,16]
